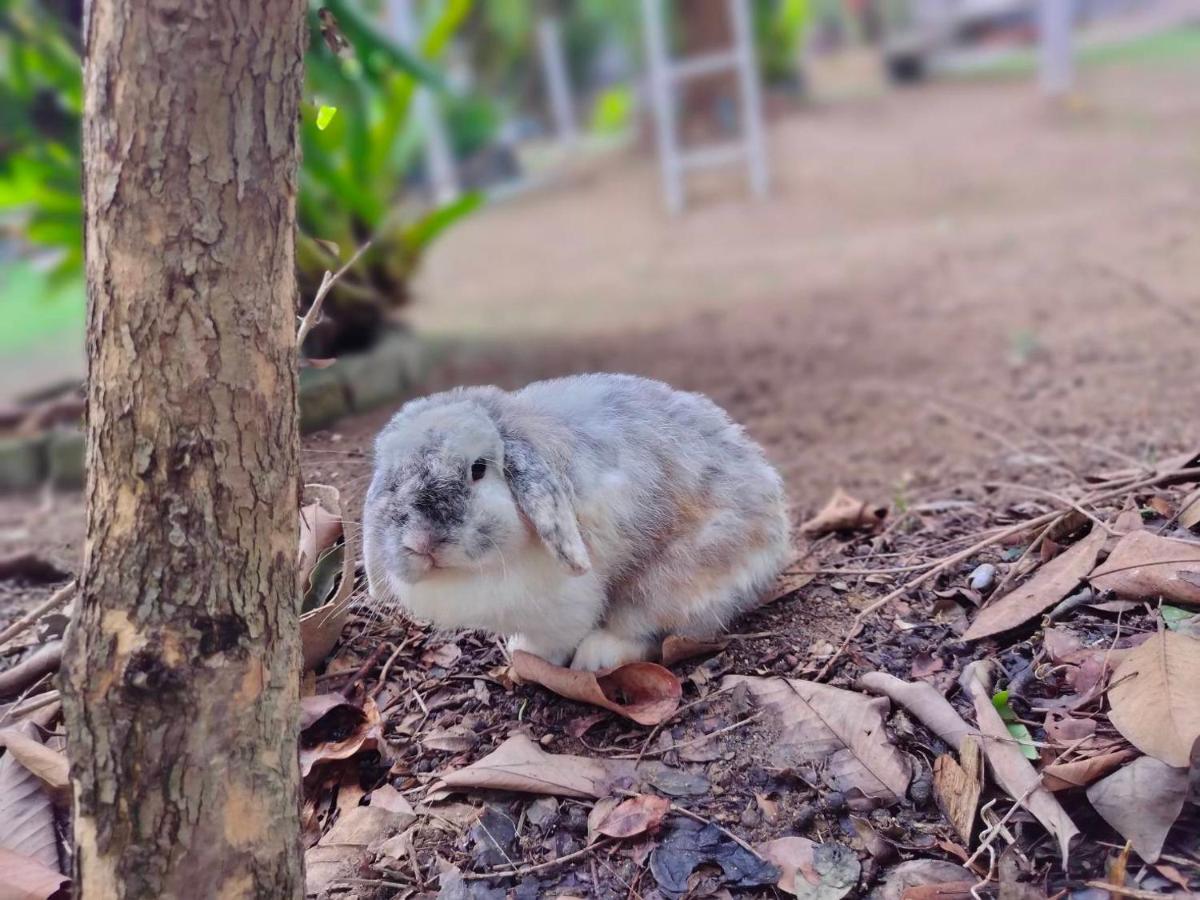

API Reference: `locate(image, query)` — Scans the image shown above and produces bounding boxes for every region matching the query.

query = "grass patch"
[0,259,85,353]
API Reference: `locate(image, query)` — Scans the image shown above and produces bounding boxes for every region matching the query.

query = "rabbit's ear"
[503,435,590,575]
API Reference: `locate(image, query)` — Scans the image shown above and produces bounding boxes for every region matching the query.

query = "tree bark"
[61,1,307,897]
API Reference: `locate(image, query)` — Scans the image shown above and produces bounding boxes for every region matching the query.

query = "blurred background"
[1,0,1198,513]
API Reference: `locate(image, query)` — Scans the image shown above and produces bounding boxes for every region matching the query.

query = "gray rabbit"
[363,374,789,670]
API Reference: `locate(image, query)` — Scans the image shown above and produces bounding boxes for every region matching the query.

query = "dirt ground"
[3,53,1200,898]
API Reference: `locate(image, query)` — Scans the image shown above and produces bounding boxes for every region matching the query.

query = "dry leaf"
[661,635,730,667]
[512,651,681,726]
[723,675,911,806]
[320,804,406,848]
[757,836,860,899]
[0,730,69,807]
[304,844,362,897]
[298,484,356,670]
[587,794,669,840]
[0,848,69,900]
[1107,629,1200,767]
[800,489,887,537]
[961,662,1079,864]
[432,733,634,799]
[1090,531,1200,607]
[422,727,478,754]
[1041,749,1138,792]
[856,672,973,752]
[299,694,383,777]
[1086,756,1189,863]
[933,735,981,843]
[964,527,1107,641]
[876,860,974,900]
[367,785,415,824]
[420,643,462,669]
[0,722,58,870]
[1178,487,1200,531]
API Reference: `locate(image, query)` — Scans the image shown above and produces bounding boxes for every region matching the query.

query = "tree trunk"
[61,1,307,897]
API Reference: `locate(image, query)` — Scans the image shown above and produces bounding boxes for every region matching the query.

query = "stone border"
[0,333,432,494]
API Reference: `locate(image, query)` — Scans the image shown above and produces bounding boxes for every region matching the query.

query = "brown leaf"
[961,662,1079,864]
[0,722,58,870]
[1042,713,1098,748]
[564,712,608,739]
[876,860,974,900]
[964,527,1107,641]
[723,675,911,805]
[756,836,861,898]
[1041,749,1138,791]
[901,884,974,900]
[770,569,817,604]
[933,735,981,843]
[660,635,729,667]
[910,652,944,679]
[800,489,887,537]
[299,695,383,777]
[432,733,635,799]
[1087,755,1189,863]
[304,844,362,897]
[1090,531,1200,607]
[319,804,405,848]
[0,848,69,900]
[0,730,68,807]
[1178,487,1200,531]
[1107,629,1200,767]
[512,651,681,726]
[0,643,63,698]
[422,727,478,754]
[367,785,415,822]
[856,672,973,752]
[587,794,669,840]
[420,643,462,669]
[299,484,356,670]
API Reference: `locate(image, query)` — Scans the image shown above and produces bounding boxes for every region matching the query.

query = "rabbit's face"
[364,403,526,589]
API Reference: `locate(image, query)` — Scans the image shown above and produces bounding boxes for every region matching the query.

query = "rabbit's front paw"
[507,633,573,667]
[570,630,656,672]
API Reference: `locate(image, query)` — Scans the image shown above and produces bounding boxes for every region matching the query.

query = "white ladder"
[640,0,770,214]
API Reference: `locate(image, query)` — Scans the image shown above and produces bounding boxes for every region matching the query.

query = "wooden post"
[537,16,579,146]
[641,0,686,213]
[1039,0,1075,97]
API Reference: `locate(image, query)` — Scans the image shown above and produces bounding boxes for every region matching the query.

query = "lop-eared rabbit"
[363,374,789,671]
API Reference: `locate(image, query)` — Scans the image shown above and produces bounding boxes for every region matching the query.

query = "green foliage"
[992,690,1038,760]
[590,85,634,136]
[754,0,812,84]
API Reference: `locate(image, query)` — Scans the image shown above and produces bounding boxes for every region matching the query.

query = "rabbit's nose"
[402,531,436,557]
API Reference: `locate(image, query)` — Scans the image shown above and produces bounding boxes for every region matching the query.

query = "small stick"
[0,580,75,648]
[296,240,373,348]
[371,640,411,698]
[612,711,763,760]
[651,796,766,862]
[463,837,616,880]
[0,689,60,722]
[1083,882,1186,900]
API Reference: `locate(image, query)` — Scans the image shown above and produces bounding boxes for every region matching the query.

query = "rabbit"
[362,373,790,671]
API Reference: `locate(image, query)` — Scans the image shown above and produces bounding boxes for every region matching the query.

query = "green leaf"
[316,104,338,130]
[991,690,1012,717]
[1007,721,1039,760]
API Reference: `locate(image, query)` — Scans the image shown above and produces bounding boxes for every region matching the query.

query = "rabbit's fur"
[363,374,789,671]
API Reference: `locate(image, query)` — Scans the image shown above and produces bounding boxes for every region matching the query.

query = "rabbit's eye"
[470,459,487,482]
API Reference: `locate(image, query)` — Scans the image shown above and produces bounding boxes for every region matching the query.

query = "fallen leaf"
[800,489,887,537]
[0,730,68,807]
[961,662,1079,864]
[467,805,517,868]
[1146,496,1174,518]
[304,844,362,897]
[1107,630,1200,767]
[771,569,818,603]
[512,651,681,726]
[933,735,981,843]
[661,635,729,667]
[910,653,944,679]
[587,794,669,840]
[856,672,973,752]
[1042,712,1097,748]
[421,643,462,669]
[875,859,974,900]
[0,722,58,869]
[299,694,383,777]
[1178,487,1200,531]
[755,792,780,822]
[1153,863,1192,891]
[432,733,634,799]
[1090,531,1200,607]
[723,675,911,806]
[649,818,779,897]
[636,761,710,797]
[298,484,356,670]
[564,712,608,739]
[320,804,406,848]
[964,526,1107,641]
[1161,605,1200,637]
[367,784,415,827]
[1041,749,1138,791]
[991,691,1037,760]
[1087,755,1188,863]
[0,848,69,899]
[422,727,478,754]
[757,836,860,899]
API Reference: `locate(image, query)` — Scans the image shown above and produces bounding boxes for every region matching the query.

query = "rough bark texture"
[61,1,307,897]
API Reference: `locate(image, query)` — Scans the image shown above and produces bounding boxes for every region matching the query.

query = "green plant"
[754,0,812,85]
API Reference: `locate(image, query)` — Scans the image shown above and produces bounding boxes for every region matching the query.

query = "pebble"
[969,563,996,592]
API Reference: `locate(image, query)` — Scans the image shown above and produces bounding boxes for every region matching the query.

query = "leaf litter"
[6,445,1200,897]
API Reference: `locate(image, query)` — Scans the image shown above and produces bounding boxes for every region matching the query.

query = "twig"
[463,838,615,880]
[991,517,1059,598]
[296,240,373,348]
[611,711,763,760]
[813,466,1200,682]
[1083,882,1190,900]
[986,481,1114,535]
[644,794,767,862]
[0,689,60,722]
[0,580,75,648]
[371,640,411,699]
